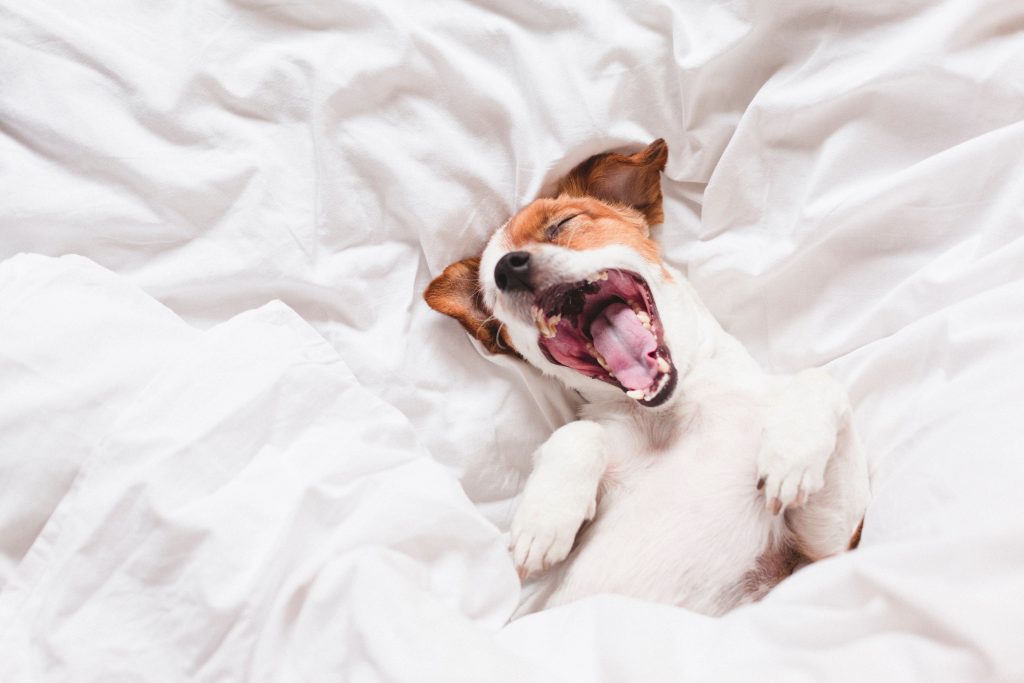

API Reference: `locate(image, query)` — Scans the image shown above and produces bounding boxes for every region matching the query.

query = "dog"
[424,139,869,616]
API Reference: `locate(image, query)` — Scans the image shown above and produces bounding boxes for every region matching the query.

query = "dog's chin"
[529,269,677,408]
[561,362,679,409]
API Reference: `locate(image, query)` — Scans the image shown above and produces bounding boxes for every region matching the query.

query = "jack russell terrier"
[424,139,869,616]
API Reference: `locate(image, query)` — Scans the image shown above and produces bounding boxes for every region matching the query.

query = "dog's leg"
[785,411,870,559]
[757,369,869,558]
[510,420,607,579]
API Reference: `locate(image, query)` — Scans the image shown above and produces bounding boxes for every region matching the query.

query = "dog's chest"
[563,391,776,613]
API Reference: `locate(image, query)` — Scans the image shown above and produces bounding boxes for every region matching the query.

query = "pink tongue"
[590,303,658,391]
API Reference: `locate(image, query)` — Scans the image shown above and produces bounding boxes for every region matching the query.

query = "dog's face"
[426,139,680,408]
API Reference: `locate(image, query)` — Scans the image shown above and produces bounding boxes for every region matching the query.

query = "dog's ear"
[424,257,518,357]
[557,138,669,225]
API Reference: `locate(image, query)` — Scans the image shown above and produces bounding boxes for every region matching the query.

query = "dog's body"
[426,140,869,617]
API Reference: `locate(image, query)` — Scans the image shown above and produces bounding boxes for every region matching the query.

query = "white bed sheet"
[2,0,1023,680]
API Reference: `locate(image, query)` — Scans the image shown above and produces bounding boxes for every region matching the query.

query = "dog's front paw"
[756,434,832,515]
[510,496,595,580]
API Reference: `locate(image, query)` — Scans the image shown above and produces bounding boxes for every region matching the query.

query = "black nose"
[494,251,533,292]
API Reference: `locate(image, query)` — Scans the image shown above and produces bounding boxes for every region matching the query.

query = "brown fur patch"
[504,199,561,247]
[423,257,518,357]
[848,518,864,550]
[505,196,663,265]
[744,542,809,601]
[558,138,668,225]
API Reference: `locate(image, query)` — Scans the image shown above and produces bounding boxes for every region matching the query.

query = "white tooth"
[547,314,561,329]
[657,357,671,374]
[626,389,645,400]
[648,372,671,399]
[636,311,650,325]
[588,342,612,372]
[644,375,668,401]
[534,308,557,337]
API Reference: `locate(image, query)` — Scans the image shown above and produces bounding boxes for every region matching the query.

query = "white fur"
[482,224,871,617]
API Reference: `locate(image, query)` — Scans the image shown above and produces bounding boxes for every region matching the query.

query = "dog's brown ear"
[424,257,518,357]
[557,138,669,225]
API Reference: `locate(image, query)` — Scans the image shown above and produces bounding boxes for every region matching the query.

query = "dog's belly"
[531,399,785,616]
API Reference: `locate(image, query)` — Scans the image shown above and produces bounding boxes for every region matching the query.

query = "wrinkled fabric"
[0,255,532,682]
[1,0,1023,680]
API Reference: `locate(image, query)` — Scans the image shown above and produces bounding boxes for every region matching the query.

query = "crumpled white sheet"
[1,0,1024,680]
[0,254,531,681]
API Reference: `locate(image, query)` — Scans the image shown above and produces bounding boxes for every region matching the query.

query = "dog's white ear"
[424,257,519,357]
[557,139,669,225]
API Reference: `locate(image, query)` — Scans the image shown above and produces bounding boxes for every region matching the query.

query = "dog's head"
[425,139,681,408]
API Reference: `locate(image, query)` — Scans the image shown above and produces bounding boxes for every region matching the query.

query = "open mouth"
[532,269,676,407]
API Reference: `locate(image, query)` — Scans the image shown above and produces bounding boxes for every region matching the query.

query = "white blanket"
[2,0,1023,680]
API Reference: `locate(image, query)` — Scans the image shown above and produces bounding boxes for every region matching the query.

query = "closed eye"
[545,214,580,240]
